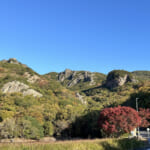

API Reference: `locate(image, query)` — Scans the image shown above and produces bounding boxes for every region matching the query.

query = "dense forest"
[0,58,150,140]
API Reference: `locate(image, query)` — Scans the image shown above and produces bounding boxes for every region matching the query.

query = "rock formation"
[105,70,136,89]
[1,80,42,97]
[58,69,73,82]
[58,69,95,87]
[24,72,40,83]
[1,58,20,64]
[1,58,27,67]
[23,89,42,97]
[7,58,20,64]
[75,92,87,104]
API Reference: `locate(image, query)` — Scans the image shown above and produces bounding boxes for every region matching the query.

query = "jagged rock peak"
[64,69,73,78]
[58,69,95,87]
[58,69,73,82]
[1,58,21,64]
[1,58,28,67]
[8,58,19,64]
[105,70,136,89]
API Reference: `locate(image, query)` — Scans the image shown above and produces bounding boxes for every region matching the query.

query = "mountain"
[132,71,150,81]
[0,58,149,139]
[0,58,43,97]
[0,58,81,102]
[45,69,106,91]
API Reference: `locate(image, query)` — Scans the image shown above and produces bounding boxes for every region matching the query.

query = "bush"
[98,106,141,137]
[18,116,44,139]
[43,121,54,136]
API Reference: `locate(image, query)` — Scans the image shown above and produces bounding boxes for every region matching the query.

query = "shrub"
[98,106,141,137]
[19,116,44,139]
[139,108,150,127]
[43,121,54,136]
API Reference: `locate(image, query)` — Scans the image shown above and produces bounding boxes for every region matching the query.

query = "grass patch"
[0,138,144,150]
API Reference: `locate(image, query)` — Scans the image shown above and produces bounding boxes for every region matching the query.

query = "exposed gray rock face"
[1,58,27,67]
[23,89,42,97]
[68,78,81,87]
[89,73,95,85]
[7,58,20,64]
[106,75,126,89]
[105,72,136,89]
[1,81,29,93]
[1,81,42,97]
[75,92,87,104]
[24,72,40,83]
[58,69,95,87]
[58,69,73,82]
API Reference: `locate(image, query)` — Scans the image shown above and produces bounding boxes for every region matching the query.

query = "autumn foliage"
[98,106,141,137]
[138,108,150,128]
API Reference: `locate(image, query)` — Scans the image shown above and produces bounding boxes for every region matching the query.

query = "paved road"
[140,131,150,139]
[134,131,150,150]
[135,147,150,150]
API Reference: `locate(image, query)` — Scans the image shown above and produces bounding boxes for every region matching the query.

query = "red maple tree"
[138,108,150,128]
[98,106,141,137]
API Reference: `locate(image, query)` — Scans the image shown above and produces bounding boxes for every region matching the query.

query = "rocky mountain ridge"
[45,69,106,91]
[58,69,96,87]
[0,58,150,93]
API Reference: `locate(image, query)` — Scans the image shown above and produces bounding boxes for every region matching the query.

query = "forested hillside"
[132,71,150,81]
[0,58,150,140]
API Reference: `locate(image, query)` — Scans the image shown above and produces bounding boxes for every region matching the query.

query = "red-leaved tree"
[98,106,141,137]
[138,108,150,128]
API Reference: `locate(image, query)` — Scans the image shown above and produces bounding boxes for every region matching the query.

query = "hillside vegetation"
[132,71,150,81]
[0,58,149,140]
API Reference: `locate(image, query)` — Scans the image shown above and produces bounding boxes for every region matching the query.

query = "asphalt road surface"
[134,131,150,150]
[135,148,150,150]
[140,131,150,139]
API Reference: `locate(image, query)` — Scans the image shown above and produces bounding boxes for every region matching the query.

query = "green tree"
[17,116,44,139]
[0,118,17,138]
[43,121,54,136]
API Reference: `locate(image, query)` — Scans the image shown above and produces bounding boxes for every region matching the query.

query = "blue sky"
[0,0,150,74]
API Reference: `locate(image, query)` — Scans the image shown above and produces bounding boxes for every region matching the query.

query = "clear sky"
[0,0,150,74]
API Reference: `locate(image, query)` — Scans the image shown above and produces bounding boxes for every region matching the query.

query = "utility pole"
[136,98,139,112]
[136,98,139,138]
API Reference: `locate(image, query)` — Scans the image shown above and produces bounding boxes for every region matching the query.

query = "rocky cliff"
[1,58,21,64]
[58,69,100,88]
[105,70,136,89]
[1,80,42,97]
